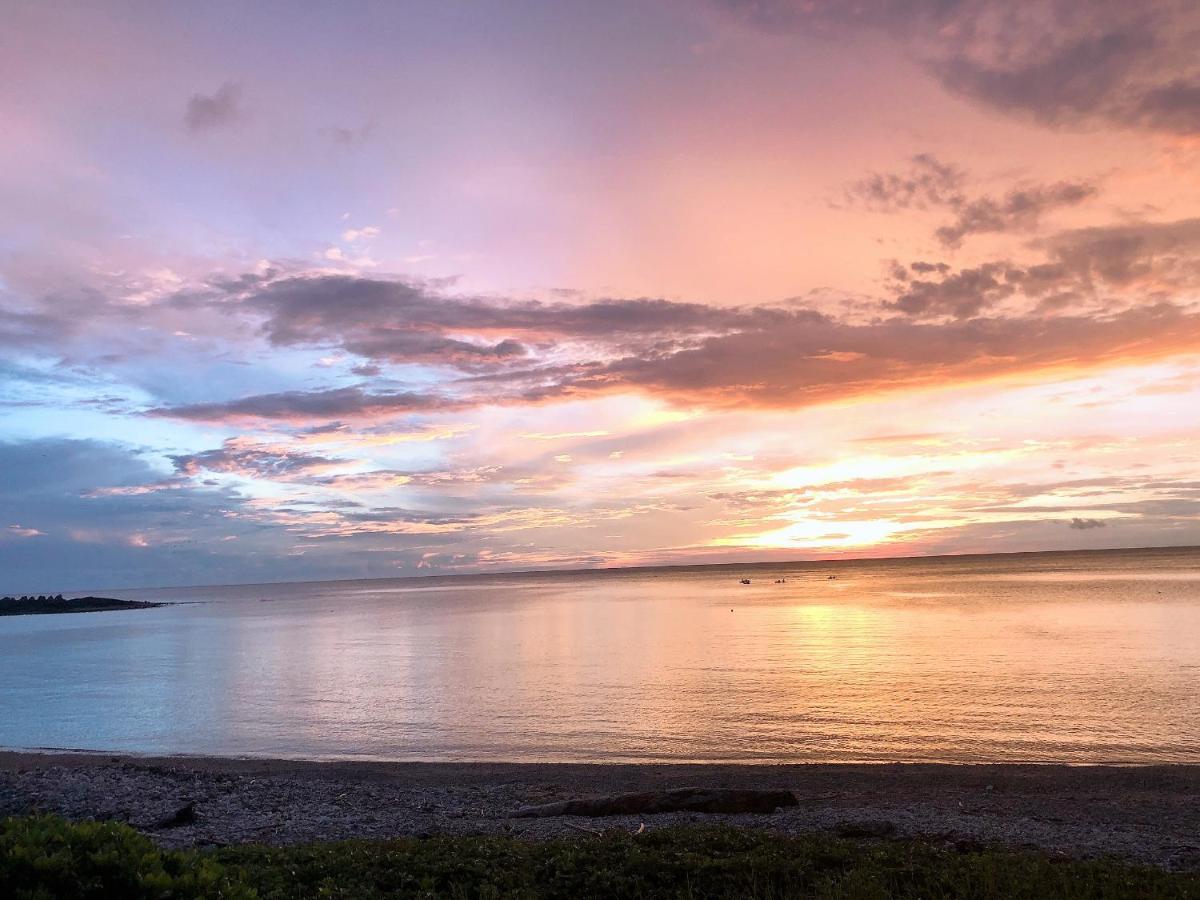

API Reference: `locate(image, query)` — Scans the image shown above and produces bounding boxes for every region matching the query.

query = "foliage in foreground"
[0,815,251,899]
[2,814,1199,899]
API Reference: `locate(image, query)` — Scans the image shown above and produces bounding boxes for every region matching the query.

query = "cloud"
[286,499,670,540]
[522,430,610,440]
[0,308,63,348]
[341,226,380,243]
[886,215,1200,317]
[704,465,1200,556]
[1040,217,1200,288]
[0,438,268,590]
[151,387,456,423]
[84,477,191,497]
[307,465,504,492]
[514,302,1200,409]
[171,438,346,480]
[206,273,778,369]
[305,471,413,491]
[13,207,1200,428]
[5,202,1198,438]
[235,274,758,340]
[887,263,1016,318]
[720,1,1200,135]
[935,181,1098,247]
[934,26,1200,137]
[844,154,966,211]
[0,438,578,587]
[336,332,527,366]
[4,524,43,538]
[846,158,1100,247]
[184,81,243,132]
[145,219,1200,421]
[931,23,1157,130]
[1127,79,1200,134]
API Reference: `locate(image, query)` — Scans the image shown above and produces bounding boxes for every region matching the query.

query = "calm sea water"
[2,547,1199,763]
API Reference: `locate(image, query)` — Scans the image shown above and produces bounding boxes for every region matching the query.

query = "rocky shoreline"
[1,751,1198,870]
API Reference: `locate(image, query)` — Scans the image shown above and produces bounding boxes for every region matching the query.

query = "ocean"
[2,546,1198,763]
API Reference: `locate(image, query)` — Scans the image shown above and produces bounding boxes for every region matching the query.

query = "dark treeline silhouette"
[0,595,163,617]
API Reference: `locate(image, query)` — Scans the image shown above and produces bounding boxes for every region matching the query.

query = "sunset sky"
[2,0,1199,589]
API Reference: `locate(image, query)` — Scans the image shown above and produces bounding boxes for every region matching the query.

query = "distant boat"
[739,578,751,585]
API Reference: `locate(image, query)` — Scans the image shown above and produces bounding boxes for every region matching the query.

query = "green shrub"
[0,815,253,899]
[4,817,1199,899]
[220,826,1200,900]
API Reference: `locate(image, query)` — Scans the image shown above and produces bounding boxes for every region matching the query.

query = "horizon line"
[71,541,1200,597]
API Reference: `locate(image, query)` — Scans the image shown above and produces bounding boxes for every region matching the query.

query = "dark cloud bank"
[0,438,548,591]
[719,0,1200,136]
[143,209,1200,424]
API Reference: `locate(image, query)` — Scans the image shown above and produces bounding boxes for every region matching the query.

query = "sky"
[2,0,1200,590]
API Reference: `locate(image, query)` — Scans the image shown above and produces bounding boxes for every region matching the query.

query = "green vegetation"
[3,815,1198,899]
[0,815,251,899]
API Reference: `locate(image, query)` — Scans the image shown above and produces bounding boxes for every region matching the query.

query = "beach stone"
[3,754,1199,870]
[513,787,798,818]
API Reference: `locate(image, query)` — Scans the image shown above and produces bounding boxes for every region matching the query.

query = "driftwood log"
[152,801,197,830]
[513,787,797,818]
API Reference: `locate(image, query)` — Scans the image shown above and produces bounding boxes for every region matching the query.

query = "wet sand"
[2,750,1198,869]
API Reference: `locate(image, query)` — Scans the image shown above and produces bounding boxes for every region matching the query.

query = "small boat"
[739,578,751,585]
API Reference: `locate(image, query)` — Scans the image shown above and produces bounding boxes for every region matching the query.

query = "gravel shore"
[2,751,1198,870]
